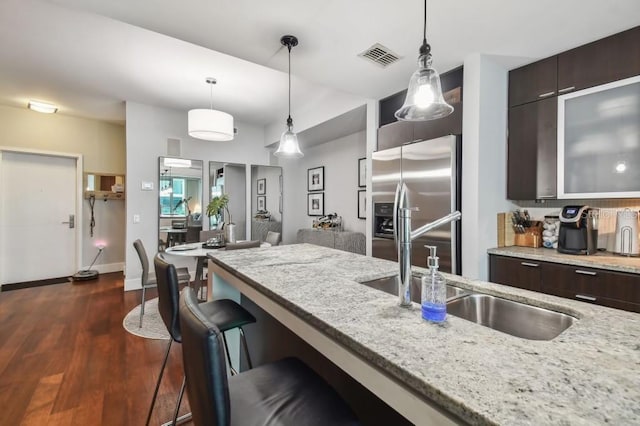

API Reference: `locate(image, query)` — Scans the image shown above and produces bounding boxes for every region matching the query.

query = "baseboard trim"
[2,276,71,291]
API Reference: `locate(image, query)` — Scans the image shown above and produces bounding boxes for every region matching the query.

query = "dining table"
[164,241,269,297]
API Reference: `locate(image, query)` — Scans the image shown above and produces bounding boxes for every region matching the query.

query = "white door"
[0,151,77,284]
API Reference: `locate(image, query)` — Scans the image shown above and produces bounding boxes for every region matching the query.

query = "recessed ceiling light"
[28,100,58,114]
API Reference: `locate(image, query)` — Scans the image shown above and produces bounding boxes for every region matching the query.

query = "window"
[160,177,187,216]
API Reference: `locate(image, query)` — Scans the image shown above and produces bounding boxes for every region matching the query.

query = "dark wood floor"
[0,273,190,425]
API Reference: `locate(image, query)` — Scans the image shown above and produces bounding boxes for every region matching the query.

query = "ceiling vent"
[358,43,401,68]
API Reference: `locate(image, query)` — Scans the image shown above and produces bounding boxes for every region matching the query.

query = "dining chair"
[265,231,281,246]
[147,256,256,426]
[179,287,360,426]
[133,239,190,328]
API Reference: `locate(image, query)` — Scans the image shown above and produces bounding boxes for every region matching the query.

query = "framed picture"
[307,166,324,192]
[257,195,266,212]
[307,193,324,216]
[358,190,366,219]
[358,158,366,188]
[279,195,283,213]
[279,174,283,193]
[257,178,266,195]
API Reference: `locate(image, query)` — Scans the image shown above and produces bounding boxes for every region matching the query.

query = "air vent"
[358,43,401,68]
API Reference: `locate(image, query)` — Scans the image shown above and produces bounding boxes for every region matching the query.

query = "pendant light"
[395,0,453,121]
[188,77,234,141]
[274,35,304,158]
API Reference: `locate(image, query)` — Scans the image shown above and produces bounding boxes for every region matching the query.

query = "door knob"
[61,214,75,229]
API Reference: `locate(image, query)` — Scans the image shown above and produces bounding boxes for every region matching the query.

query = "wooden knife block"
[514,222,543,248]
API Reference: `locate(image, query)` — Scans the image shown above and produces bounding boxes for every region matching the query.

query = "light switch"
[133,214,140,224]
[141,181,154,191]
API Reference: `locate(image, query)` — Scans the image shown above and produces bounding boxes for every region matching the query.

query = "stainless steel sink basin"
[447,294,576,340]
[360,275,467,303]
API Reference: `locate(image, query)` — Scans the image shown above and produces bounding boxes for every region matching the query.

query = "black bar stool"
[179,287,361,426]
[147,255,256,426]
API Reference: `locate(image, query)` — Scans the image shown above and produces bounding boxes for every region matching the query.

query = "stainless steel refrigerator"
[372,135,461,274]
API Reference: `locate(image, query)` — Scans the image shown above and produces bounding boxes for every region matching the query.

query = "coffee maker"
[558,205,599,255]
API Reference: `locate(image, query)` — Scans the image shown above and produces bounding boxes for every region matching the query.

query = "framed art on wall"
[257,195,266,211]
[358,158,366,188]
[257,178,266,195]
[357,190,366,219]
[307,166,324,192]
[307,193,324,216]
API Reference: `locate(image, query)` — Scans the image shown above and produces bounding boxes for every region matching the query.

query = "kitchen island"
[208,244,640,425]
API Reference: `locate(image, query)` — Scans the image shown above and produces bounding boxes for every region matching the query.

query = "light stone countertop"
[488,246,640,274]
[209,244,640,425]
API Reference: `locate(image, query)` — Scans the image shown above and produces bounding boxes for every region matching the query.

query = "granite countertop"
[209,244,640,425]
[488,246,640,274]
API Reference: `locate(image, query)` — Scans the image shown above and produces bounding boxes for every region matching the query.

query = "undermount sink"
[446,294,576,341]
[360,274,467,304]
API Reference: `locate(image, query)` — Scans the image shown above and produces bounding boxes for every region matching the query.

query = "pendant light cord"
[420,0,430,55]
[287,44,292,123]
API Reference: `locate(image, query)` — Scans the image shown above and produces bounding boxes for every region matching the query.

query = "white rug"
[123,297,170,340]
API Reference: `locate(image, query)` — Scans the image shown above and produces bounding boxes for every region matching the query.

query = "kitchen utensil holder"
[514,222,543,248]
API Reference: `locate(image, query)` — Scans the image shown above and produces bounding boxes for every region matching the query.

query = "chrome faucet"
[395,182,461,307]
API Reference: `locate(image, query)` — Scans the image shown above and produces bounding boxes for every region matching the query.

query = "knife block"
[514,222,543,248]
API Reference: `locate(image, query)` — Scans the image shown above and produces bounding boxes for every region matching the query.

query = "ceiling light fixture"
[28,100,58,114]
[188,78,234,141]
[395,0,453,121]
[274,35,303,158]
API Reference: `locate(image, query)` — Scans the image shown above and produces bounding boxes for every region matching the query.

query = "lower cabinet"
[489,255,640,313]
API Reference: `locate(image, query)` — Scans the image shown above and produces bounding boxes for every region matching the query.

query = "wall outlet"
[133,214,140,224]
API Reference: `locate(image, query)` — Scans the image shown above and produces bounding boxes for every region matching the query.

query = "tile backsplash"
[513,199,640,250]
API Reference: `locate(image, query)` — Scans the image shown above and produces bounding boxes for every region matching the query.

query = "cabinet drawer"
[489,255,542,292]
[509,56,558,107]
[541,263,640,305]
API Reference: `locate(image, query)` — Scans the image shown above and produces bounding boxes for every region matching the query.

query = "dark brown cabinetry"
[508,56,557,107]
[507,97,557,200]
[377,120,413,151]
[489,255,541,292]
[490,255,640,313]
[558,26,640,94]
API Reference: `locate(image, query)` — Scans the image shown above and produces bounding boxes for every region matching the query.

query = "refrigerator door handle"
[393,182,401,247]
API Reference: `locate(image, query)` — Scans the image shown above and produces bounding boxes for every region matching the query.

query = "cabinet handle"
[575,270,597,276]
[521,262,539,268]
[538,91,555,98]
[558,86,575,94]
[575,294,597,302]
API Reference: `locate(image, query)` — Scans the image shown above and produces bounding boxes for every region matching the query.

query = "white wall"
[278,130,366,243]
[461,54,516,280]
[124,101,270,290]
[0,104,126,272]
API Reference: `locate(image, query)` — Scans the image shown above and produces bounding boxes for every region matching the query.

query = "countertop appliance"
[372,135,461,274]
[558,205,599,255]
[614,209,640,256]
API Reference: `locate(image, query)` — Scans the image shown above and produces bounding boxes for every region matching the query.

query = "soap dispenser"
[421,246,447,322]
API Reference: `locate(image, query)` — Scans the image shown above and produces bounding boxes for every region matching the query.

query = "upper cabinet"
[508,56,557,107]
[84,172,125,200]
[558,26,640,94]
[507,25,640,200]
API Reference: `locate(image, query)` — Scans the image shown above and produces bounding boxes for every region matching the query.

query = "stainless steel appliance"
[558,205,599,255]
[372,135,461,274]
[614,209,640,256]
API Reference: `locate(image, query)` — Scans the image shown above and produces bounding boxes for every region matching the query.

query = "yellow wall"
[0,104,125,173]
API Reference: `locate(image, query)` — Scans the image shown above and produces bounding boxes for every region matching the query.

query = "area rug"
[123,297,169,340]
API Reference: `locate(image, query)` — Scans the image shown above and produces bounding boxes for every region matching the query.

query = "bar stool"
[147,255,256,426]
[179,287,361,426]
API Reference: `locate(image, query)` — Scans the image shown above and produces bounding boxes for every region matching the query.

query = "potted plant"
[206,194,236,242]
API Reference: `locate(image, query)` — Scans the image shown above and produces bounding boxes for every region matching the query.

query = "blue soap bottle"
[421,246,447,322]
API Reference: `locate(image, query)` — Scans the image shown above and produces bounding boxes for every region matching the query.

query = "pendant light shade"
[274,35,304,158]
[395,0,453,122]
[188,78,234,141]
